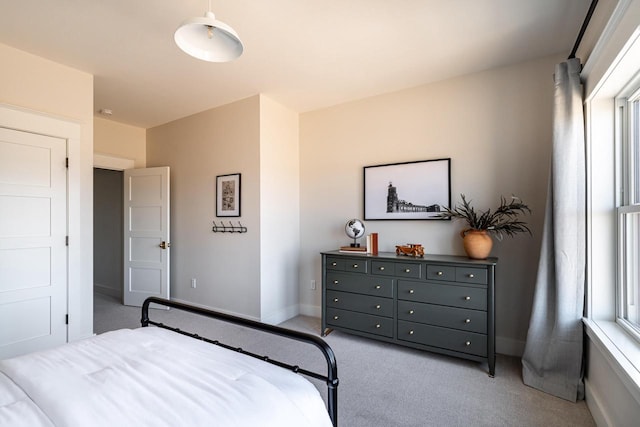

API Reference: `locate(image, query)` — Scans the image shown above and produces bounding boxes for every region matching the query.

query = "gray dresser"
[321,251,497,376]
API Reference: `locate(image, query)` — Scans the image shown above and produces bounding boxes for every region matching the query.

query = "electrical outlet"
[310,280,316,290]
[191,278,197,289]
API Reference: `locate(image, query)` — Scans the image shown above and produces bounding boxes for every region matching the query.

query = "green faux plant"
[437,194,532,240]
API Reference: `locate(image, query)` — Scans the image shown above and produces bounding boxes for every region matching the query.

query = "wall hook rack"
[212,221,247,233]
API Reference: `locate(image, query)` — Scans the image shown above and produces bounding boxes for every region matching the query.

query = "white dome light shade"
[174,11,243,62]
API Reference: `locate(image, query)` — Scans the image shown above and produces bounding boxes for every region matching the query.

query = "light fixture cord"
[206,0,214,38]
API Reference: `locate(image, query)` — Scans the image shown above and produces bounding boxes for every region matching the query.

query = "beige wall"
[146,95,301,323]
[94,117,146,167]
[0,39,564,353]
[0,42,94,340]
[147,96,263,318]
[299,54,562,353]
[259,96,300,323]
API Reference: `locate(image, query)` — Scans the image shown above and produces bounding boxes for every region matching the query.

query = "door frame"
[92,153,134,302]
[93,152,135,171]
[0,103,83,341]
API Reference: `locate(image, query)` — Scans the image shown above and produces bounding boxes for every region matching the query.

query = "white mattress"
[0,327,333,427]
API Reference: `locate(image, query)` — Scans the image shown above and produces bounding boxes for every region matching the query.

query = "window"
[617,82,640,340]
[584,5,640,405]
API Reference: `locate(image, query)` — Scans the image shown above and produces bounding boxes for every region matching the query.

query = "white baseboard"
[169,298,530,356]
[585,378,612,427]
[170,297,260,322]
[294,305,527,357]
[299,304,321,318]
[170,298,302,325]
[261,304,300,325]
[94,283,121,299]
[496,336,526,357]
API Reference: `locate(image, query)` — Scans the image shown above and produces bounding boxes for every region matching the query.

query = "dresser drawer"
[326,257,345,271]
[371,260,396,276]
[345,259,368,273]
[397,300,487,333]
[327,308,393,338]
[455,267,487,284]
[326,272,394,298]
[426,265,455,281]
[398,320,487,357]
[394,262,422,279]
[326,256,368,273]
[397,280,487,310]
[327,290,393,317]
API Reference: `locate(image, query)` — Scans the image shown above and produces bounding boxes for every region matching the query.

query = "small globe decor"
[345,218,365,247]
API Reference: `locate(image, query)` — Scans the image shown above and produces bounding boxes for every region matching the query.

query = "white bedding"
[0,327,333,427]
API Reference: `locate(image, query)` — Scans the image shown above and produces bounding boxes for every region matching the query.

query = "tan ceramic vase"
[460,229,493,259]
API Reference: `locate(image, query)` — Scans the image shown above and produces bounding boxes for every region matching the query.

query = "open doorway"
[93,168,124,300]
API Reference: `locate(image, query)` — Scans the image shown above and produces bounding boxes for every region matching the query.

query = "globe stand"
[345,218,365,249]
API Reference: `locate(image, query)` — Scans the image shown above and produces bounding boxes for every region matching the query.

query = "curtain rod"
[568,0,599,59]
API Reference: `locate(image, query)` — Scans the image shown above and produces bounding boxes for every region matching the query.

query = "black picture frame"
[216,173,241,217]
[363,158,451,220]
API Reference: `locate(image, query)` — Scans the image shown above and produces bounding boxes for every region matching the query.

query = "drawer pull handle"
[333,280,339,284]
[468,273,475,278]
[375,285,381,289]
[465,341,471,346]
[409,289,415,294]
[331,262,337,266]
[464,296,471,300]
[333,315,339,320]
[333,298,339,302]
[379,267,385,271]
[437,271,443,276]
[405,268,411,273]
[352,264,358,268]
[409,310,414,315]
[409,330,414,335]
[375,305,381,309]
[465,318,471,323]
[375,324,381,328]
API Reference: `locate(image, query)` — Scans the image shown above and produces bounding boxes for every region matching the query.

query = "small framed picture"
[216,173,241,217]
[364,158,451,220]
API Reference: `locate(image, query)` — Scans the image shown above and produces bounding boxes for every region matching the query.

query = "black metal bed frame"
[141,297,339,427]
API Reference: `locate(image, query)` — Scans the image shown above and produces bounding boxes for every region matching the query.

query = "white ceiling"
[0,0,591,129]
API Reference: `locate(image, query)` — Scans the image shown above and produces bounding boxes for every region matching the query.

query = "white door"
[123,167,170,307]
[0,127,67,359]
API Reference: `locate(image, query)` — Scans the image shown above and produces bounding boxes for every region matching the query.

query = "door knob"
[159,241,171,249]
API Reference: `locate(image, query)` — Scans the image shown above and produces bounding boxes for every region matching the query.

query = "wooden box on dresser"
[321,251,497,376]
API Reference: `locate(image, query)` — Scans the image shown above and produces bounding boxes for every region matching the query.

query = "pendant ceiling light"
[174,1,243,62]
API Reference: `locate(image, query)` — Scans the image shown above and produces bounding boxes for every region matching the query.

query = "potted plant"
[437,194,532,259]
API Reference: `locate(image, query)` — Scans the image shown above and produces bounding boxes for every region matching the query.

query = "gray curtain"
[521,57,586,402]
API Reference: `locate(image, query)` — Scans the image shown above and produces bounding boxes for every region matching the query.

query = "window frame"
[583,20,640,406]
[616,78,640,342]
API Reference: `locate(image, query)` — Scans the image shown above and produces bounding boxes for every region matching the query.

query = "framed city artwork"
[363,158,451,220]
[216,173,241,217]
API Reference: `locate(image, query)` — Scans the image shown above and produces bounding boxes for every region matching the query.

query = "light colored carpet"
[94,293,596,427]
